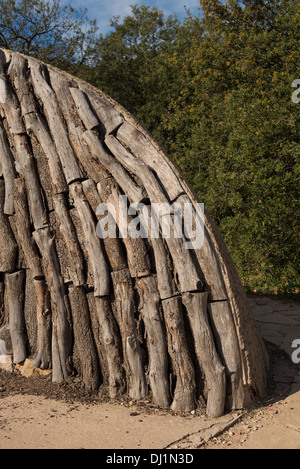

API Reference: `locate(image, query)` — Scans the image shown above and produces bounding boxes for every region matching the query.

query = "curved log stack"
[0,49,267,417]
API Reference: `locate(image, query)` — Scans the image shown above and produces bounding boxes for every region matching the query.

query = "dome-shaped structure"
[0,49,267,417]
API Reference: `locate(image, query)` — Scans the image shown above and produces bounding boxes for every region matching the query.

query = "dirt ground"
[0,295,299,449]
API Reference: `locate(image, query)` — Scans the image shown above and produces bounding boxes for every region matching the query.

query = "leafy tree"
[161,0,300,294]
[91,5,182,135]
[0,0,98,72]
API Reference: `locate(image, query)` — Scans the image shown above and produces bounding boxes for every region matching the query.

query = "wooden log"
[182,291,226,418]
[30,279,51,369]
[175,195,228,301]
[0,50,25,135]
[97,177,151,278]
[161,296,197,412]
[111,269,146,400]
[105,135,203,293]
[69,182,110,297]
[69,87,100,130]
[86,176,174,298]
[0,281,5,327]
[29,59,83,184]
[68,286,100,391]
[13,178,43,279]
[0,122,16,215]
[33,227,71,382]
[24,112,68,194]
[0,180,17,272]
[6,270,27,364]
[149,237,176,300]
[14,134,48,230]
[136,276,170,407]
[117,122,184,201]
[52,193,85,286]
[82,129,146,204]
[105,134,166,203]
[49,70,104,183]
[82,179,127,272]
[95,296,125,398]
[208,300,245,410]
[7,53,35,116]
[79,84,124,135]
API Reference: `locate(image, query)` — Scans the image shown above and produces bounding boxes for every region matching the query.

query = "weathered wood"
[24,112,68,194]
[182,291,226,418]
[82,179,127,272]
[52,193,85,286]
[79,84,124,135]
[69,182,110,297]
[13,178,43,279]
[117,122,184,201]
[175,194,228,301]
[149,237,175,300]
[14,134,48,230]
[97,177,151,278]
[105,135,203,293]
[49,70,103,183]
[95,296,125,398]
[30,279,51,369]
[0,122,16,215]
[0,50,26,135]
[161,296,197,412]
[33,227,71,382]
[29,59,83,184]
[111,269,146,400]
[7,53,35,116]
[136,276,170,407]
[6,270,27,364]
[0,180,17,272]
[69,87,100,130]
[68,286,100,391]
[208,300,245,410]
[82,129,146,204]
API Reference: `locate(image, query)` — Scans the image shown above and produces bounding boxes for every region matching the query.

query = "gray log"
[53,193,85,286]
[117,121,184,201]
[112,269,146,400]
[69,182,110,297]
[82,129,146,204]
[29,59,83,184]
[30,279,51,369]
[0,180,17,272]
[162,296,197,412]
[0,122,16,215]
[182,291,226,417]
[95,296,125,398]
[6,270,27,364]
[136,276,170,407]
[208,300,245,410]
[79,84,124,135]
[68,286,100,391]
[33,227,71,382]
[13,178,43,279]
[14,134,48,230]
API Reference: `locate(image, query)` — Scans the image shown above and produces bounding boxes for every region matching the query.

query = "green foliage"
[160,0,300,295]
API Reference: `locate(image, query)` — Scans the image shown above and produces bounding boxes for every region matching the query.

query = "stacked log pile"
[0,49,267,418]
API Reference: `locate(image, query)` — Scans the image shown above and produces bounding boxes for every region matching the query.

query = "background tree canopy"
[0,0,299,296]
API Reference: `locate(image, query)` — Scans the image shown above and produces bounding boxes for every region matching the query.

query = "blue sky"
[64,0,201,35]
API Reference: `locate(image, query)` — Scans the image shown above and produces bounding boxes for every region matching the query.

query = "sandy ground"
[0,294,299,450]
